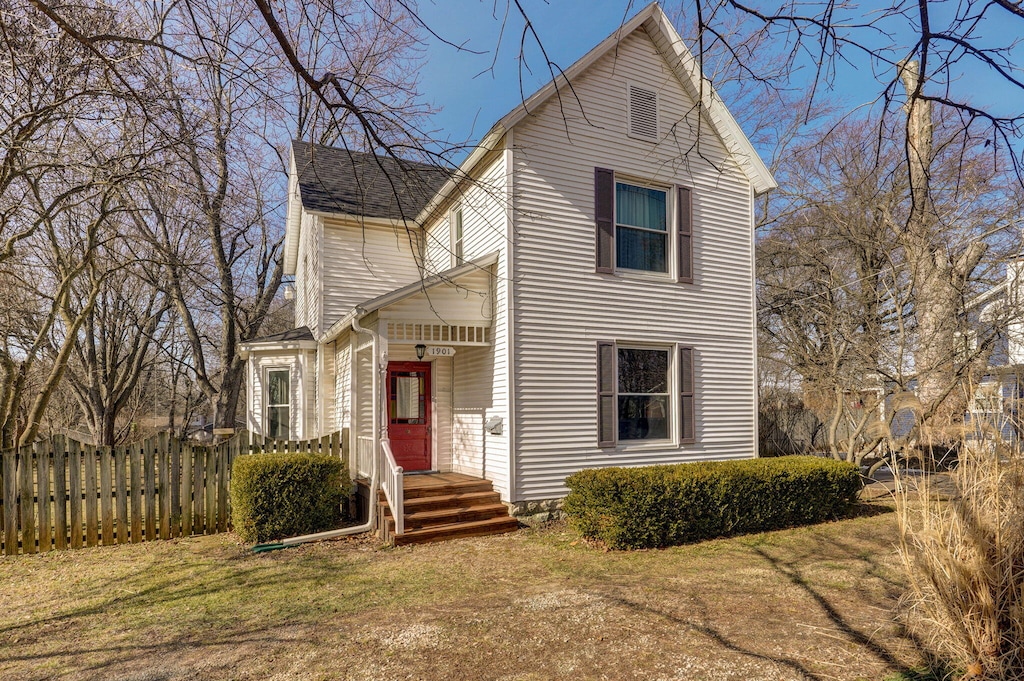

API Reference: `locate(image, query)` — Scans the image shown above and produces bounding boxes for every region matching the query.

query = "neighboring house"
[964,261,1024,444]
[240,2,776,537]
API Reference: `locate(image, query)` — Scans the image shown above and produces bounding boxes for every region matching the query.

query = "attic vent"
[628,84,658,141]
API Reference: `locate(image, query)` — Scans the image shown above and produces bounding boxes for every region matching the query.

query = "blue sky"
[413,1,1024,157]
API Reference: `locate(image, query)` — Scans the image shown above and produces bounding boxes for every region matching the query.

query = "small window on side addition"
[267,368,290,439]
[451,206,464,265]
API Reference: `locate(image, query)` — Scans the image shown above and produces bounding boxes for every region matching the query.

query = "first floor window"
[598,342,695,446]
[617,347,669,440]
[267,368,290,439]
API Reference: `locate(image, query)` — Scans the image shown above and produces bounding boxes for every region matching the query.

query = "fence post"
[144,437,156,541]
[115,447,128,544]
[52,436,67,551]
[182,441,193,537]
[130,441,142,543]
[35,442,51,552]
[170,437,181,538]
[158,433,170,540]
[83,445,96,548]
[69,440,82,549]
[99,446,113,545]
[3,449,17,555]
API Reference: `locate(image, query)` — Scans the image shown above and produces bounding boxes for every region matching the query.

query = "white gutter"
[252,308,384,551]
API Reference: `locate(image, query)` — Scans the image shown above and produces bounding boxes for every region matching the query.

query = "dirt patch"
[0,507,924,680]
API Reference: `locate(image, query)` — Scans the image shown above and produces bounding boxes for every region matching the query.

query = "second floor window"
[451,207,464,265]
[616,182,667,273]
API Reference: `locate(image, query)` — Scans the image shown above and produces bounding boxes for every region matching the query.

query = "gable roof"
[292,141,449,220]
[415,2,776,223]
[286,2,776,270]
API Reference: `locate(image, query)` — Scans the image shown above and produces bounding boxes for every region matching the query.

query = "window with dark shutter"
[597,341,616,446]
[677,186,693,284]
[679,346,695,443]
[595,168,615,273]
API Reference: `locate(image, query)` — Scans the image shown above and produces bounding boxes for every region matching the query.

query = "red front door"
[386,362,432,472]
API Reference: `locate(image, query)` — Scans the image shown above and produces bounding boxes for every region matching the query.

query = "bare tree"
[758,107,1020,467]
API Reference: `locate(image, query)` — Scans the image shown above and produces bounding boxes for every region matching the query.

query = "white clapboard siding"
[320,216,424,328]
[510,28,757,501]
[379,267,494,324]
[335,332,352,431]
[294,212,322,335]
[421,156,511,498]
[321,341,336,434]
[247,351,312,440]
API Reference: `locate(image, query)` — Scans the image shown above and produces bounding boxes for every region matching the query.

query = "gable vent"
[628,84,658,141]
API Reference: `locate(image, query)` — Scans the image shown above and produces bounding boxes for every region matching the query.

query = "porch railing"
[355,436,374,479]
[380,439,404,536]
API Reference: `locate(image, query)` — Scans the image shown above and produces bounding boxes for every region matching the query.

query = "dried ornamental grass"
[896,445,1024,679]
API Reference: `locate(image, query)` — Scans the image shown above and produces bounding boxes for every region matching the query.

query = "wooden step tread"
[392,516,520,546]
[379,490,501,515]
[378,480,495,501]
[387,503,510,531]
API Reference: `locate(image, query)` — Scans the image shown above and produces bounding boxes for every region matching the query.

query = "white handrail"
[356,436,374,478]
[379,439,404,536]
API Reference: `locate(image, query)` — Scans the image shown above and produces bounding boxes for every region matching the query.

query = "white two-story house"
[240,2,775,542]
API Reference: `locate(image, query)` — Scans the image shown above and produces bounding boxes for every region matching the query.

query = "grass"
[0,504,928,680]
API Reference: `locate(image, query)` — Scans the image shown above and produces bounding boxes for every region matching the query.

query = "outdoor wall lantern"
[415,344,426,360]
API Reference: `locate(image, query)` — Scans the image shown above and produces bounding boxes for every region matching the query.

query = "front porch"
[356,471,518,546]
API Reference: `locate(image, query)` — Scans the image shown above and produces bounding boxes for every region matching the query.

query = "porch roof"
[239,326,318,358]
[321,251,498,343]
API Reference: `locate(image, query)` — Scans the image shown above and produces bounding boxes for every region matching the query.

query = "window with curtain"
[267,369,290,439]
[615,182,667,272]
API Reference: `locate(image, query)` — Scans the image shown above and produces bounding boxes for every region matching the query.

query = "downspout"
[252,308,382,552]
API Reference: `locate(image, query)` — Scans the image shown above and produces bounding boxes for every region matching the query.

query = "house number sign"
[426,346,456,357]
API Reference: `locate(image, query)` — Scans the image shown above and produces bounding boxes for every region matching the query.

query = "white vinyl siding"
[334,333,352,431]
[510,28,757,501]
[294,212,322,335]
[320,216,423,327]
[246,350,315,440]
[422,155,511,499]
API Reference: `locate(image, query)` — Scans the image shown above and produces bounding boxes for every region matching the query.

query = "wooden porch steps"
[377,473,519,546]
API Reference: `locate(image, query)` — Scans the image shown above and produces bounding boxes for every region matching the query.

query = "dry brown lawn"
[0,504,925,681]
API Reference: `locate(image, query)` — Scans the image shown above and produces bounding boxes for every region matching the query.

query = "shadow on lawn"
[0,550,378,677]
[591,526,925,681]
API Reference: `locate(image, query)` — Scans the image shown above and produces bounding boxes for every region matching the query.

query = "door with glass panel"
[386,362,432,471]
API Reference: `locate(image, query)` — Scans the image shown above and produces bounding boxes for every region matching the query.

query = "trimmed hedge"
[231,452,348,544]
[564,456,861,549]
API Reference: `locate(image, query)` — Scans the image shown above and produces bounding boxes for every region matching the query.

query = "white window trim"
[614,343,677,450]
[613,177,675,279]
[265,366,291,439]
[450,205,464,267]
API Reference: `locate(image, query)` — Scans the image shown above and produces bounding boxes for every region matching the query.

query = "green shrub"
[230,452,348,544]
[564,456,861,549]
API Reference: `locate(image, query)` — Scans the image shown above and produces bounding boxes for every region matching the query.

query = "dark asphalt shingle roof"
[292,141,450,220]
[247,326,315,344]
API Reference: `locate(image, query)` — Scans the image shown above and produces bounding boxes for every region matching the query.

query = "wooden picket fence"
[0,430,346,556]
